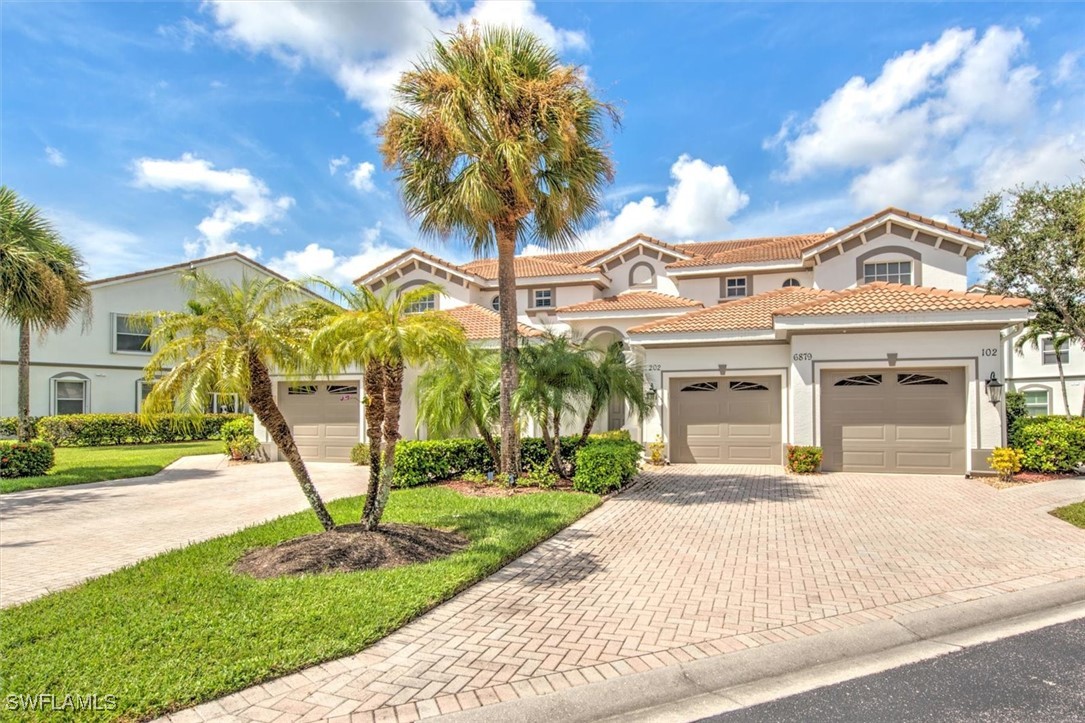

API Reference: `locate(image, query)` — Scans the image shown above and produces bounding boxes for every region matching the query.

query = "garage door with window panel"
[669,376,782,464]
[278,382,360,462]
[820,368,966,474]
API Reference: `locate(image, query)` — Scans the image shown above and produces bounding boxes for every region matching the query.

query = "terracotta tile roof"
[354,247,471,285]
[555,291,703,314]
[442,304,541,340]
[628,287,829,335]
[668,234,831,269]
[527,250,606,266]
[583,234,695,265]
[460,256,601,279]
[806,207,986,254]
[773,282,1031,317]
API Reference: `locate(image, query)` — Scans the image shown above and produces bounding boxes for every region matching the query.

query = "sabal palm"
[311,282,466,530]
[137,271,337,531]
[0,187,91,441]
[1015,309,1077,418]
[380,25,617,478]
[416,345,501,462]
[577,340,651,445]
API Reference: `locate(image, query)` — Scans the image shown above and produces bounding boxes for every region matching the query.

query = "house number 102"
[981,348,998,357]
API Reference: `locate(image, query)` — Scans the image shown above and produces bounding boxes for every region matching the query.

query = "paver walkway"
[172,466,1085,723]
[0,455,366,606]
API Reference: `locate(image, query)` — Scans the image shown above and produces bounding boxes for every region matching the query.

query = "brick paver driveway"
[0,455,366,606]
[175,466,1085,723]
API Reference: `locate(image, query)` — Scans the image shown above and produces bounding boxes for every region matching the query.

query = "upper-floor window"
[491,295,500,312]
[1042,338,1070,365]
[532,289,553,308]
[724,277,748,298]
[629,262,656,287]
[863,261,912,285]
[1022,389,1049,416]
[114,314,151,354]
[782,278,801,288]
[405,293,437,314]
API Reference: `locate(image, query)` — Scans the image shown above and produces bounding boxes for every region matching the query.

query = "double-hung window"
[1041,338,1069,365]
[114,314,151,353]
[1022,389,1050,416]
[54,378,87,415]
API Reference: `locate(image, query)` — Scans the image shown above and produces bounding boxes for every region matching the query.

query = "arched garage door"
[669,376,782,464]
[820,368,966,474]
[277,382,360,462]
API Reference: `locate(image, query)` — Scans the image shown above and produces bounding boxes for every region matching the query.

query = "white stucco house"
[0,253,286,420]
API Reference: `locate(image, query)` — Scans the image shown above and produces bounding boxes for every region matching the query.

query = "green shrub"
[350,443,371,466]
[786,445,823,474]
[226,435,263,461]
[588,429,632,441]
[521,462,559,489]
[0,440,55,478]
[219,417,255,443]
[572,440,642,493]
[1004,392,1028,433]
[36,413,248,447]
[1010,415,1085,472]
[0,416,39,439]
[392,438,495,487]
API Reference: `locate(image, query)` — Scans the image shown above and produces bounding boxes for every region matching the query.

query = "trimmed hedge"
[572,440,642,493]
[36,413,249,447]
[1010,415,1085,473]
[0,440,55,478]
[0,416,40,439]
[392,432,642,489]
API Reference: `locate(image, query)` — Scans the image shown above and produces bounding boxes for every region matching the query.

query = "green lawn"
[0,441,223,494]
[1051,500,1085,528]
[0,487,600,721]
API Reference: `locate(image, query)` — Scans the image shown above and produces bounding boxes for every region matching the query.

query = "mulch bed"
[234,523,468,578]
[440,478,575,497]
[982,471,1081,490]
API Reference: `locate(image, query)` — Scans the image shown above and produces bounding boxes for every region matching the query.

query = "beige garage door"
[820,369,966,474]
[670,376,782,464]
[278,382,360,462]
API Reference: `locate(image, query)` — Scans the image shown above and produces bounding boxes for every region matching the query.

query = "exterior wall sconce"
[646,383,658,405]
[985,372,1004,405]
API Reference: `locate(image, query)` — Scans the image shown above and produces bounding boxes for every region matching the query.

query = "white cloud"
[328,155,349,175]
[44,146,67,167]
[768,25,1083,215]
[1055,51,1081,85]
[47,210,166,279]
[132,153,293,258]
[204,0,587,115]
[558,154,749,250]
[347,162,376,192]
[268,224,403,285]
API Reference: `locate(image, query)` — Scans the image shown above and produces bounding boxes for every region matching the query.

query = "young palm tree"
[576,340,652,446]
[416,345,501,462]
[138,272,338,531]
[1015,311,1075,418]
[311,283,466,530]
[517,334,593,476]
[380,25,618,479]
[0,187,91,441]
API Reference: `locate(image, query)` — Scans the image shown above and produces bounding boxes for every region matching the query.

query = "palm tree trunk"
[1055,352,1071,418]
[550,407,564,476]
[365,360,404,531]
[465,389,500,465]
[495,219,520,481]
[361,361,385,522]
[577,401,603,449]
[246,351,335,532]
[17,320,32,442]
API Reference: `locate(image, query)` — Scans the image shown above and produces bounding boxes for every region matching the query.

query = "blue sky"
[3,2,1083,284]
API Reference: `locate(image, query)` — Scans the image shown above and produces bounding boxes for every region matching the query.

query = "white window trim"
[112,313,152,355]
[724,276,748,298]
[405,293,438,314]
[1041,338,1070,365]
[136,379,155,412]
[52,375,89,415]
[531,288,554,309]
[1020,386,1051,416]
[862,259,913,285]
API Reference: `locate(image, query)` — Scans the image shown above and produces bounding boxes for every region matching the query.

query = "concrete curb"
[440,578,1085,723]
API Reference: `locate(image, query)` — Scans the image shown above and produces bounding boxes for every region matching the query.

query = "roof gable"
[583,234,694,271]
[356,247,480,288]
[88,252,288,288]
[801,208,987,264]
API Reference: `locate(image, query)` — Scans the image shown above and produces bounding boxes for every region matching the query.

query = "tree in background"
[416,345,501,462]
[0,187,91,441]
[1014,308,1076,418]
[138,272,337,531]
[312,283,465,530]
[380,24,617,480]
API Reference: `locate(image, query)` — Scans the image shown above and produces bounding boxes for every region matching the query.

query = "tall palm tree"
[137,272,338,531]
[416,344,501,462]
[576,340,652,446]
[0,187,91,441]
[380,25,617,479]
[1015,312,1075,419]
[311,282,465,530]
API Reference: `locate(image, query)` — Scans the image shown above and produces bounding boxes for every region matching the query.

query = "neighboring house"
[1001,326,1085,417]
[346,207,1035,475]
[0,253,285,420]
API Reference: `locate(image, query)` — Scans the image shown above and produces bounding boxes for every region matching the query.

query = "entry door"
[820,368,966,474]
[669,376,782,464]
[607,394,626,431]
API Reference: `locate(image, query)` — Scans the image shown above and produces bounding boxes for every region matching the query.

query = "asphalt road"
[702,617,1085,723]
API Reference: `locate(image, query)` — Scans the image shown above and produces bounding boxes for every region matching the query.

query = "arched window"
[491,295,500,311]
[782,278,801,288]
[51,372,89,415]
[628,262,656,287]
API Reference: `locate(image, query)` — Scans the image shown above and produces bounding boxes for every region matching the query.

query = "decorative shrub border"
[28,413,249,447]
[1010,415,1085,473]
